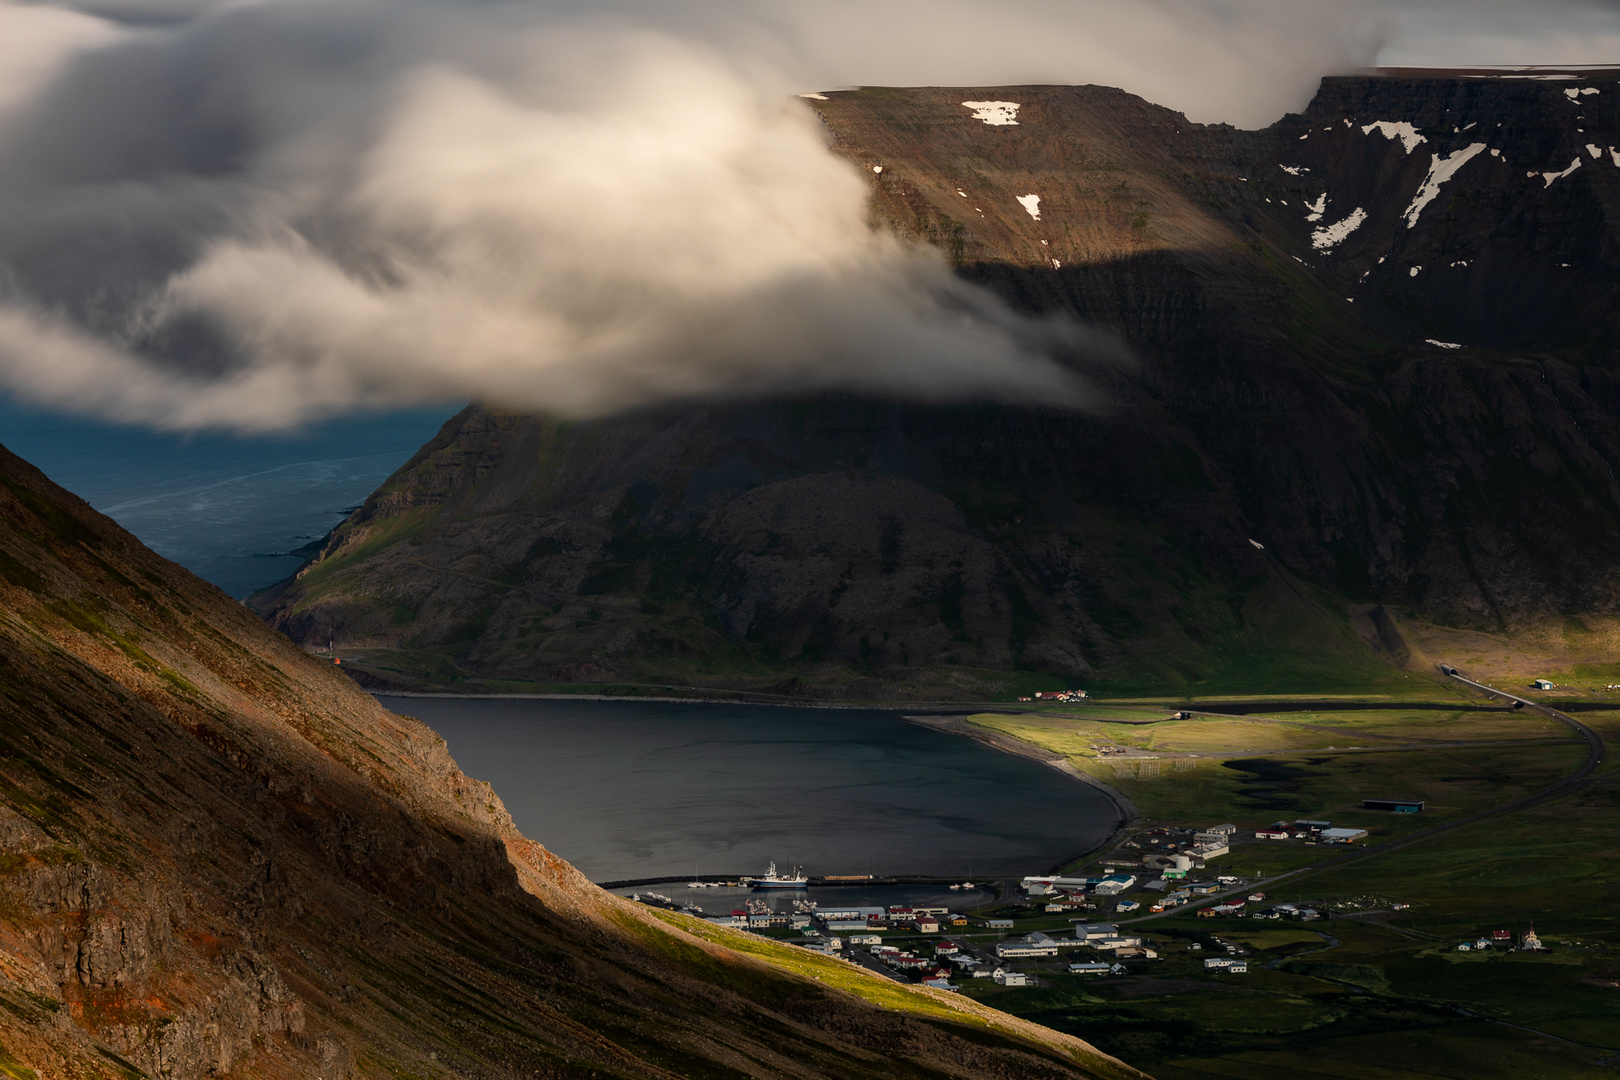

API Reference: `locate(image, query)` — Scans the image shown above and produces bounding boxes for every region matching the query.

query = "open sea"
[0,397,454,598]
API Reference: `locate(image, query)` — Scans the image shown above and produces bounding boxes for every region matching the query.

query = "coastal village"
[632,810,1554,992]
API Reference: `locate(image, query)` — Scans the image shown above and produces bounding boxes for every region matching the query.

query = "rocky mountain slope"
[259,73,1620,698]
[0,441,1140,1078]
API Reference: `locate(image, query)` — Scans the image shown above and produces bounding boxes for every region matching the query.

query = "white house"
[1092,874,1138,896]
[996,933,1062,958]
[1091,935,1143,951]
[1021,875,1092,895]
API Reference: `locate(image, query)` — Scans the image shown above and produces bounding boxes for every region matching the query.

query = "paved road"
[1123,668,1608,925]
[1442,670,1606,784]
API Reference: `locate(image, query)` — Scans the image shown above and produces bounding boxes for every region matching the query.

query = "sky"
[0,0,1615,433]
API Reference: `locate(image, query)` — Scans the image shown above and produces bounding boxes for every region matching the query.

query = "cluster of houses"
[1143,876,1248,912]
[1125,823,1238,863]
[875,921,1155,987]
[1254,819,1370,843]
[1021,872,1139,901]
[1024,825,1278,918]
[864,940,1050,987]
[1203,957,1249,973]
[993,922,1158,962]
[703,903,964,935]
[855,936,1061,988]
[1015,690,1089,702]
[1457,928,1545,952]
[643,807,1453,997]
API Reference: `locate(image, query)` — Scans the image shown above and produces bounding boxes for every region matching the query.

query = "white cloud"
[0,1,121,118]
[0,0,1609,430]
[0,29,1115,429]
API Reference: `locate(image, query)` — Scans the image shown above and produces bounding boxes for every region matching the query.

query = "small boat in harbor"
[742,861,809,889]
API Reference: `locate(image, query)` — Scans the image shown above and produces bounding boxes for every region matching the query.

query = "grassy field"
[964,709,1585,837]
[979,706,1564,754]
[941,700,1620,1079]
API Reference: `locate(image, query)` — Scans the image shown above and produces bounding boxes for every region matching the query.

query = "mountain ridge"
[258,74,1620,698]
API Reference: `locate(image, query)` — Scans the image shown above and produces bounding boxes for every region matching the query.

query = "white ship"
[742,861,808,889]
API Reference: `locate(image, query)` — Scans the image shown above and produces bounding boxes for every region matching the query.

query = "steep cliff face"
[0,442,1138,1078]
[259,74,1620,697]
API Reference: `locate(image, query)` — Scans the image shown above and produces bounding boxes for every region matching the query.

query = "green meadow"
[944,701,1620,1079]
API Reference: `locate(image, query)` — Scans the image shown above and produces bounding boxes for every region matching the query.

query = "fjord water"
[386,695,1118,883]
[0,398,452,598]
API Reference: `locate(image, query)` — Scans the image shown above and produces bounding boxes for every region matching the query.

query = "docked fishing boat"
[742,861,808,889]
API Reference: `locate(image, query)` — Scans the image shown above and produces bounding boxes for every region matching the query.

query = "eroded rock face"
[260,75,1620,696]
[0,444,1135,1079]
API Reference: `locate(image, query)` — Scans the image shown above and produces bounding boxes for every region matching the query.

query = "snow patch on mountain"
[1016,194,1041,220]
[1403,143,1487,228]
[1311,207,1366,252]
[1362,121,1426,154]
[962,102,1020,126]
[1541,158,1583,187]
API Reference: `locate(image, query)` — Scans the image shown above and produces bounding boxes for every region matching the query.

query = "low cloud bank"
[0,0,1609,430]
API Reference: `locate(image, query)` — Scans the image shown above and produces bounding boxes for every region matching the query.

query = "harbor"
[608,878,1000,919]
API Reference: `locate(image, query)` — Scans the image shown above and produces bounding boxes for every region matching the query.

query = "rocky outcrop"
[0,442,1138,1078]
[258,75,1620,697]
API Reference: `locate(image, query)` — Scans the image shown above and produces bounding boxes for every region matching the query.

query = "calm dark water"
[384,696,1119,883]
[0,397,453,597]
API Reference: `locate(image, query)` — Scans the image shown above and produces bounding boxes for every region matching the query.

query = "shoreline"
[372,689,1023,712]
[904,714,1142,872]
[377,690,1138,877]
